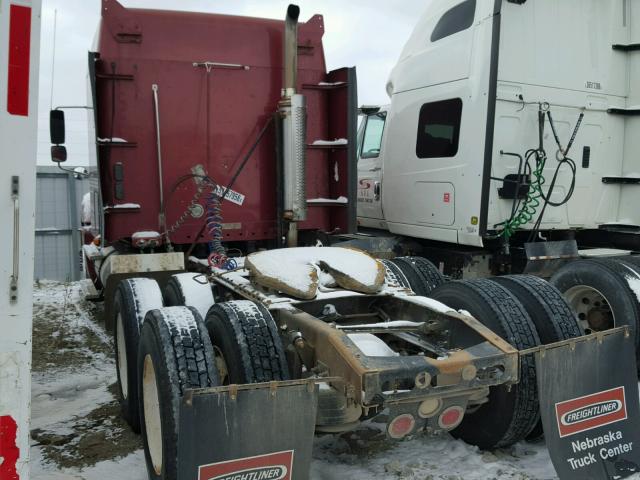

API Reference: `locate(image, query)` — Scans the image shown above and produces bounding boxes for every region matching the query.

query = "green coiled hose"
[500,149,546,240]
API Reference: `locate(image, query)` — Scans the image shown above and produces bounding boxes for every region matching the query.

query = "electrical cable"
[495,103,582,244]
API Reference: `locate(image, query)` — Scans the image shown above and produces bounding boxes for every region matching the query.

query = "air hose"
[164,173,236,270]
[204,188,236,270]
[497,103,582,243]
[498,148,546,240]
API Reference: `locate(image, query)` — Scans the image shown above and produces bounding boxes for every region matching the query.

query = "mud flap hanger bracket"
[517,326,630,357]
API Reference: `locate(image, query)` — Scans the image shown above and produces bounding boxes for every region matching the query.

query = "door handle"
[373,181,381,201]
[10,176,19,303]
[369,167,381,172]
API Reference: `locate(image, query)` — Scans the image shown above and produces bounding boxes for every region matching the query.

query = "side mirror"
[51,145,67,163]
[50,109,65,145]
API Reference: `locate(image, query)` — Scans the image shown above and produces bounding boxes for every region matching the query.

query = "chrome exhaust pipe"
[280,4,306,245]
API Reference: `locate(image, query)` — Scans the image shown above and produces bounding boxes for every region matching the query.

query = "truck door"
[357,111,386,228]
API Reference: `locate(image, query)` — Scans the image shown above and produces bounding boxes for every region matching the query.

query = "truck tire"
[163,272,215,319]
[380,259,411,289]
[204,300,290,384]
[138,307,218,480]
[491,274,583,439]
[551,258,640,366]
[113,277,163,432]
[430,279,541,449]
[388,256,445,296]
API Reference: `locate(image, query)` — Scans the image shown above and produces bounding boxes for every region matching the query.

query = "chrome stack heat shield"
[280,5,307,245]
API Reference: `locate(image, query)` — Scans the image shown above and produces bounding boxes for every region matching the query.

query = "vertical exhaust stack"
[280,4,307,247]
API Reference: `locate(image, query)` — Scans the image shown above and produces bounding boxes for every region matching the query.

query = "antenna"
[49,9,57,111]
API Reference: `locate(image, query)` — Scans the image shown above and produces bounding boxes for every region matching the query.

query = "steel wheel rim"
[143,354,163,475]
[116,313,128,399]
[213,345,229,385]
[564,285,615,333]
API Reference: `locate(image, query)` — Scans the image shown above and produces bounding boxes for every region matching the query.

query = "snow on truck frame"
[46,1,638,479]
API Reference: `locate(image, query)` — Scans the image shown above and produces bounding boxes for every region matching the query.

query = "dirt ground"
[31,281,141,471]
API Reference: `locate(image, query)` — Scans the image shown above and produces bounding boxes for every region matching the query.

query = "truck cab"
[358,0,640,251]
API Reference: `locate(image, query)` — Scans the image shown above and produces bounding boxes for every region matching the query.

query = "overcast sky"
[37,0,429,165]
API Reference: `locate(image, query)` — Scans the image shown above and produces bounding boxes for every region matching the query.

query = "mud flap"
[177,380,318,480]
[535,327,640,479]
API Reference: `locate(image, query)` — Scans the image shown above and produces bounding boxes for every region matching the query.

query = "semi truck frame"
[45,2,640,479]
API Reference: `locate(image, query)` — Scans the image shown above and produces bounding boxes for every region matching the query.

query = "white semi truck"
[356,0,640,351]
[0,0,41,478]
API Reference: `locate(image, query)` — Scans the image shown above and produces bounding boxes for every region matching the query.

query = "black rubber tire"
[113,278,163,433]
[492,275,583,342]
[380,259,411,289]
[205,300,290,384]
[491,274,583,440]
[611,255,640,270]
[551,258,640,367]
[389,256,445,296]
[162,278,183,307]
[430,279,541,449]
[138,307,218,480]
[162,273,214,319]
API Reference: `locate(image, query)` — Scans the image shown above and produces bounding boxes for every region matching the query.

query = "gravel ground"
[28,280,602,479]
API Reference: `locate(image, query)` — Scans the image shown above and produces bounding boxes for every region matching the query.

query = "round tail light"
[388,413,416,439]
[438,406,465,430]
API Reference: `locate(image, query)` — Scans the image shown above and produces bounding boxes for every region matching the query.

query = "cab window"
[360,113,386,159]
[416,98,462,158]
[431,0,476,42]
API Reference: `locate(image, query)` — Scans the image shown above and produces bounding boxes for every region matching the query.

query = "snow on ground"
[28,280,633,480]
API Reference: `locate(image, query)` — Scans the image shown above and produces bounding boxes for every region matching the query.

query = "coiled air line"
[495,102,583,244]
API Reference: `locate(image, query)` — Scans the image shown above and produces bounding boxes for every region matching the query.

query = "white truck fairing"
[0,1,41,478]
[358,0,640,247]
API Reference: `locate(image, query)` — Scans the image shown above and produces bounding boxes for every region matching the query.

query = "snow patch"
[625,273,640,303]
[348,333,399,357]
[307,196,348,204]
[105,203,141,210]
[245,247,384,299]
[171,273,214,318]
[340,320,423,330]
[131,231,160,240]
[312,138,348,146]
[97,137,128,143]
[160,306,199,331]
[81,192,93,224]
[131,278,163,325]
[399,295,455,314]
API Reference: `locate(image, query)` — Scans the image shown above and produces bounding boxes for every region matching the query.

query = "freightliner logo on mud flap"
[555,386,627,438]
[199,450,293,480]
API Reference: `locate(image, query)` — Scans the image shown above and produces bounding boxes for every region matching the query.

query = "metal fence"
[34,166,88,281]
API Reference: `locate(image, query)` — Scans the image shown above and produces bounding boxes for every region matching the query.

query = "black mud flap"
[536,327,640,479]
[177,380,318,480]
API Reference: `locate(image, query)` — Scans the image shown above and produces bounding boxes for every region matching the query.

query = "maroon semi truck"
[54,0,358,326]
[48,2,638,480]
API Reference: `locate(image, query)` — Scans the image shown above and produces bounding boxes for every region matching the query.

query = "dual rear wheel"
[383,256,584,448]
[114,274,290,479]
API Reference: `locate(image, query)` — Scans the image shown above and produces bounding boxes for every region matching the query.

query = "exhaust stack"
[284,4,299,96]
[280,4,307,246]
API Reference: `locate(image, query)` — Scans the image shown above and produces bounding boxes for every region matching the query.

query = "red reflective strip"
[0,415,20,479]
[7,4,32,116]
